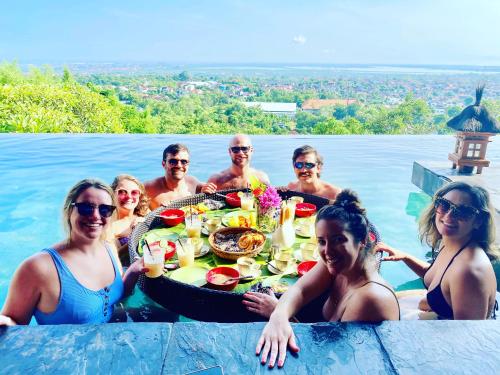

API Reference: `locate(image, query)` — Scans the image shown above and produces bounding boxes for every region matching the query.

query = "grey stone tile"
[163,322,393,375]
[374,320,500,375]
[0,323,172,375]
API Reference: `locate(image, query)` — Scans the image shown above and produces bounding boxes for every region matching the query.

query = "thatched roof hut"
[447,86,500,133]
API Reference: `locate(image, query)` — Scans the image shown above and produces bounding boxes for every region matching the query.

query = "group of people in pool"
[1,134,498,368]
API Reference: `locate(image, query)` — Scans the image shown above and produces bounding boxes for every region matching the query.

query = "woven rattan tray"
[208,227,266,260]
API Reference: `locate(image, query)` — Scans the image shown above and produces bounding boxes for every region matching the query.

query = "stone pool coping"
[1,321,499,374]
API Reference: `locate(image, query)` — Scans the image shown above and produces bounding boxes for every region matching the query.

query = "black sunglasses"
[167,158,189,166]
[434,197,479,221]
[71,202,116,218]
[230,146,251,154]
[294,161,316,170]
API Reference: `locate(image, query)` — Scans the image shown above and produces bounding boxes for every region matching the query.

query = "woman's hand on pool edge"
[243,290,278,318]
[256,313,300,368]
[374,242,407,262]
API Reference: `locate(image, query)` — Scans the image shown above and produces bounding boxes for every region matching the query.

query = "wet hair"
[292,145,324,177]
[162,143,189,161]
[316,189,371,262]
[419,181,498,260]
[110,174,149,217]
[62,178,116,239]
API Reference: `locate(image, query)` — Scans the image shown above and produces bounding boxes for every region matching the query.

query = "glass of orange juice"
[185,214,201,238]
[144,246,166,278]
[177,238,195,267]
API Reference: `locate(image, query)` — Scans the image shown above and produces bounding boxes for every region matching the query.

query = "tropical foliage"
[0,61,497,135]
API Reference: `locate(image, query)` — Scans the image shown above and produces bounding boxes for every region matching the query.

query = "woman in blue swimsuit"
[0,178,147,326]
[376,181,498,320]
[255,190,400,368]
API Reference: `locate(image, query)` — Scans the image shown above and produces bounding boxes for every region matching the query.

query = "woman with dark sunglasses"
[0,179,147,326]
[108,174,150,267]
[376,181,498,320]
[286,145,340,202]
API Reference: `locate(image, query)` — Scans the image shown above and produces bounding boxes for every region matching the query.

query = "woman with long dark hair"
[254,190,399,368]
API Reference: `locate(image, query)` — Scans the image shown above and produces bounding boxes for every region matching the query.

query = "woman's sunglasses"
[167,158,189,166]
[230,146,251,154]
[294,162,317,170]
[116,189,141,198]
[434,197,480,221]
[71,202,116,218]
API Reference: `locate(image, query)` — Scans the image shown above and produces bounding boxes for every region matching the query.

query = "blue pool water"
[1,134,499,316]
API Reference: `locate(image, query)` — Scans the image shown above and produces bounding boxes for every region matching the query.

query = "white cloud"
[292,35,306,45]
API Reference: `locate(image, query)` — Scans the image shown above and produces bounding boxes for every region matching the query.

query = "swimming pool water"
[1,134,498,317]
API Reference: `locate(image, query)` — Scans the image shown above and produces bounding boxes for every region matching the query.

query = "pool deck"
[2,321,500,374]
[412,160,500,243]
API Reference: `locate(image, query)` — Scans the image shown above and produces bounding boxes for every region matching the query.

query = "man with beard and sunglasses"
[286,145,340,202]
[207,134,270,190]
[145,144,217,210]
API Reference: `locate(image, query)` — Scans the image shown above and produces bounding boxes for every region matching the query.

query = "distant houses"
[240,99,360,118]
[243,102,297,118]
[301,98,357,114]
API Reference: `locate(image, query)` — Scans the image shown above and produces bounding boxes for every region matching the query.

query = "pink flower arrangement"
[254,185,282,211]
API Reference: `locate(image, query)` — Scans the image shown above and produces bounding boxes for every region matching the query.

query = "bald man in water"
[207,134,270,190]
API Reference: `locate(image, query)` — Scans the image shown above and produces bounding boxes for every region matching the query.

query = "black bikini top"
[425,241,470,319]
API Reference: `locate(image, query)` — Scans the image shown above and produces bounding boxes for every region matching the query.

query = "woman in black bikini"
[376,181,498,320]
[254,190,400,368]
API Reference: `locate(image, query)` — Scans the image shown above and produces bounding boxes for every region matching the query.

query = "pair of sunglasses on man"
[166,158,189,166]
[230,146,251,153]
[293,161,317,170]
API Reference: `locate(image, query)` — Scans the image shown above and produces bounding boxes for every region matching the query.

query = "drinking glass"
[185,215,202,238]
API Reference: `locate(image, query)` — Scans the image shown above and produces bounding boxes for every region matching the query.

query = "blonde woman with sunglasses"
[0,179,147,326]
[376,181,498,320]
[109,174,149,266]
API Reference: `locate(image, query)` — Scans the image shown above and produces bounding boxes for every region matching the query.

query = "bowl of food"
[295,203,317,218]
[209,227,266,260]
[225,192,241,208]
[158,208,185,227]
[297,261,317,277]
[206,266,240,291]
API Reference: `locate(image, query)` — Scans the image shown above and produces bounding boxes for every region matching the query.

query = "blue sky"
[1,0,499,65]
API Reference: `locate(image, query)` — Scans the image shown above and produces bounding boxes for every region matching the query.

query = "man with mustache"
[286,145,340,201]
[145,144,217,209]
[207,134,270,190]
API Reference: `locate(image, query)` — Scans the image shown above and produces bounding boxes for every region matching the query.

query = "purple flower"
[258,185,282,210]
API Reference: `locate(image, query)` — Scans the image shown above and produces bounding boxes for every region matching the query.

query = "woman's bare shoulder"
[453,246,494,277]
[15,250,56,284]
[343,281,398,321]
[359,282,396,302]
